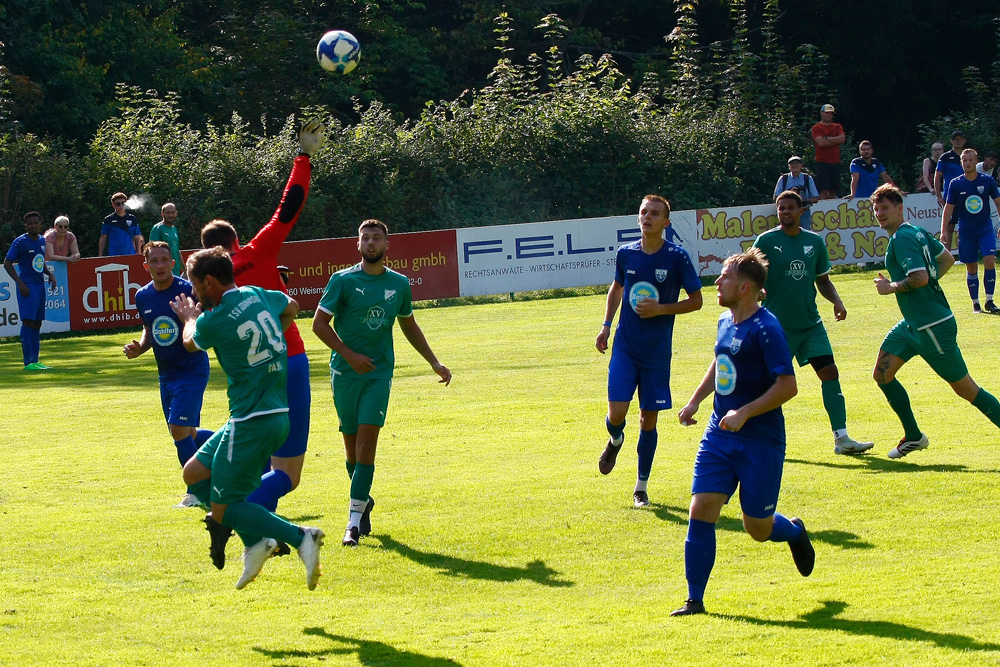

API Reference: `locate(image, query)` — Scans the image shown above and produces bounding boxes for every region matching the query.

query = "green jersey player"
[752,190,873,455]
[172,247,325,590]
[870,184,1000,458]
[312,219,452,547]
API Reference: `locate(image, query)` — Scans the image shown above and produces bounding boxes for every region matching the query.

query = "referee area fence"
[1,192,979,338]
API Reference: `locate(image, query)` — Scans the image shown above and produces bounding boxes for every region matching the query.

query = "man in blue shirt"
[99,192,143,256]
[941,148,1000,313]
[671,248,813,617]
[935,131,968,228]
[4,211,57,370]
[595,195,703,507]
[124,242,213,506]
[847,141,895,199]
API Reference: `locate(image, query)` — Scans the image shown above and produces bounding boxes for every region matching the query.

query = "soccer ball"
[316,30,361,74]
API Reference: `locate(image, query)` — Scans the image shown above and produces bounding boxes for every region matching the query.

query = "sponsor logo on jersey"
[364,305,388,330]
[152,315,180,346]
[966,195,984,215]
[32,254,45,273]
[628,281,659,312]
[786,259,808,281]
[384,289,396,303]
[655,269,668,282]
[716,353,736,395]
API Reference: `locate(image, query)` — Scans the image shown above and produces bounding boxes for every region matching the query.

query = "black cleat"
[973,303,983,314]
[273,541,292,557]
[670,599,706,616]
[633,490,650,508]
[359,496,376,536]
[985,300,1000,314]
[599,436,623,475]
[789,517,815,577]
[204,514,233,570]
[342,525,360,547]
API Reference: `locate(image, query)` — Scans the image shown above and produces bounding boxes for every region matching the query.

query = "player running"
[124,241,212,507]
[312,219,452,547]
[752,190,873,455]
[596,195,703,507]
[871,184,1000,458]
[671,248,814,617]
[940,148,1000,313]
[172,247,324,590]
[199,119,325,515]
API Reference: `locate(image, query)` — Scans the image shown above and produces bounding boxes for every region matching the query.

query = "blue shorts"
[271,352,310,458]
[957,224,996,263]
[691,431,785,519]
[16,283,45,321]
[607,352,671,411]
[160,370,209,428]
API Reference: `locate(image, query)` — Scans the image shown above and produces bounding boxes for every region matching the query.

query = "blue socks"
[173,435,197,468]
[246,469,293,513]
[636,428,658,481]
[195,429,213,447]
[968,273,980,303]
[20,325,40,365]
[684,519,716,602]
[986,268,996,301]
[606,416,625,442]
[768,513,803,543]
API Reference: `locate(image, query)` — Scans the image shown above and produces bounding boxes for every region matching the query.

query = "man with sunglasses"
[99,192,143,257]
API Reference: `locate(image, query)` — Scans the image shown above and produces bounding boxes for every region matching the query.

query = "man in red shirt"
[811,104,846,200]
[198,120,325,517]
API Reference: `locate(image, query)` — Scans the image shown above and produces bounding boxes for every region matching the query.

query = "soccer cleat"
[633,490,650,508]
[834,435,875,455]
[888,433,929,459]
[32,362,52,369]
[342,525,360,547]
[788,517,815,577]
[598,435,623,475]
[204,514,233,570]
[985,300,1000,314]
[23,363,42,371]
[359,496,376,536]
[670,599,706,616]
[298,527,325,590]
[172,493,205,509]
[973,303,983,313]
[235,538,279,590]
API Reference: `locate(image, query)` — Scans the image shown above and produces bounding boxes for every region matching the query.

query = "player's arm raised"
[170,293,203,353]
[596,280,623,353]
[397,314,451,385]
[678,359,717,426]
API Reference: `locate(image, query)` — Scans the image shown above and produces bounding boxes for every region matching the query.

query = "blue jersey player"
[595,195,703,507]
[4,211,57,370]
[940,148,1000,313]
[124,242,212,507]
[671,249,814,617]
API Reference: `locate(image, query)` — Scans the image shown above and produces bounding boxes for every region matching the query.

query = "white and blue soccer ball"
[316,30,361,74]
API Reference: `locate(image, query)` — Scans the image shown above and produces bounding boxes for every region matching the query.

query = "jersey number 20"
[237,312,286,366]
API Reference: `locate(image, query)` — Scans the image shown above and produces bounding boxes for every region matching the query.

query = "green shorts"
[195,411,290,505]
[881,317,968,383]
[332,372,392,434]
[784,322,834,367]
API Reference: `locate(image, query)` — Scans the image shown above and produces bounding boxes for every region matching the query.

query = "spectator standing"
[847,141,896,199]
[44,216,81,262]
[977,151,999,182]
[99,192,143,257]
[149,202,183,276]
[917,143,944,193]
[773,156,820,229]
[810,104,846,199]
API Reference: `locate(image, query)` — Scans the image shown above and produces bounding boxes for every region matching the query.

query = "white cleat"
[236,538,279,590]
[172,493,205,509]
[834,435,875,456]
[888,433,929,459]
[298,527,325,591]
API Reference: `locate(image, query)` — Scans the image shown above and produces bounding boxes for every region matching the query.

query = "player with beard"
[312,219,452,547]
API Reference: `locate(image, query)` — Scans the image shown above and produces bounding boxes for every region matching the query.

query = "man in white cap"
[811,104,845,200]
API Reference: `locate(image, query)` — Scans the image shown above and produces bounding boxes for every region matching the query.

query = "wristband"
[603,321,612,327]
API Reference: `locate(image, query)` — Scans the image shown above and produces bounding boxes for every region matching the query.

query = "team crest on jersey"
[786,259,808,281]
[364,305,388,330]
[977,186,985,194]
[716,353,736,395]
[655,269,668,282]
[628,281,659,312]
[730,337,743,355]
[384,289,397,303]
[32,254,45,273]
[151,316,180,346]
[803,246,814,257]
[966,195,984,215]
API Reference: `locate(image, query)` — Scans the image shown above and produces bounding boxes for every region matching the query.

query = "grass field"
[2,268,999,667]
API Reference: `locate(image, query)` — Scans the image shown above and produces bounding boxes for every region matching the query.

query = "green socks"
[821,378,848,432]
[877,379,921,441]
[972,388,1000,428]
[222,500,304,549]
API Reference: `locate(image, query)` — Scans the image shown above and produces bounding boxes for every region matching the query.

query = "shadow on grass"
[785,457,980,474]
[716,600,1000,652]
[374,533,573,588]
[254,626,463,665]
[650,504,873,549]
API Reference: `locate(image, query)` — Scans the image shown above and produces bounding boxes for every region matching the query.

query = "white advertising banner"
[0,261,71,338]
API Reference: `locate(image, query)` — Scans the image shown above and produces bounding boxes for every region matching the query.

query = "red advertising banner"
[275,229,460,311]
[67,255,147,330]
